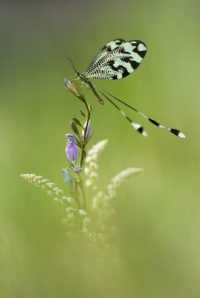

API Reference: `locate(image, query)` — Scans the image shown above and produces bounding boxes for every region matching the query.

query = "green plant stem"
[80,183,86,210]
[80,98,90,167]
[74,178,81,209]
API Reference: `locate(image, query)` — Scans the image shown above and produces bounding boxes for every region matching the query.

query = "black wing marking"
[83,40,147,80]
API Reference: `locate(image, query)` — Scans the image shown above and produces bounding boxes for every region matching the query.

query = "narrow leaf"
[72,117,83,128]
[71,121,80,137]
[80,110,86,118]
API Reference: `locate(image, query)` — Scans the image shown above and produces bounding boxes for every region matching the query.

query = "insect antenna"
[98,87,186,139]
[65,56,78,75]
[99,89,148,137]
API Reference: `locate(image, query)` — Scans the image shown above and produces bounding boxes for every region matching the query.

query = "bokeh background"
[1,0,200,297]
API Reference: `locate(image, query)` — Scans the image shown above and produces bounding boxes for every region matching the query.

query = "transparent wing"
[83,40,147,80]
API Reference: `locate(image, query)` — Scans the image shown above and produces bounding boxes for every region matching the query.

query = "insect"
[66,38,186,138]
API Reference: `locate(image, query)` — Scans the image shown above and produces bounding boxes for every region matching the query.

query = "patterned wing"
[83,40,147,80]
[84,39,125,73]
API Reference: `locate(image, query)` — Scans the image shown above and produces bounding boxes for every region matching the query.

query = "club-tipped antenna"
[66,56,78,74]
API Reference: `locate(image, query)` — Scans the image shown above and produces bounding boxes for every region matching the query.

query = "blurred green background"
[1,0,200,297]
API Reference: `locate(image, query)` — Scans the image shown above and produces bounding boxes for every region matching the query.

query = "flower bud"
[65,134,79,163]
[82,120,91,141]
[64,78,80,97]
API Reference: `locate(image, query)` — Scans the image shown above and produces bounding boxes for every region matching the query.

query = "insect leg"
[87,81,104,105]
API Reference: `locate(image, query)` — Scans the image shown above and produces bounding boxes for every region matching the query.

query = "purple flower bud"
[83,120,91,141]
[64,78,80,97]
[65,134,79,163]
[65,133,77,143]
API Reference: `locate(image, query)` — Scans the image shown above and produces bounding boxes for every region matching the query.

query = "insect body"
[67,39,185,138]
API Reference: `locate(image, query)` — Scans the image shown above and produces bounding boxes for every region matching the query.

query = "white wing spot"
[131,53,143,63]
[178,132,186,138]
[113,60,133,73]
[131,123,148,137]
[138,43,146,52]
[109,41,119,50]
